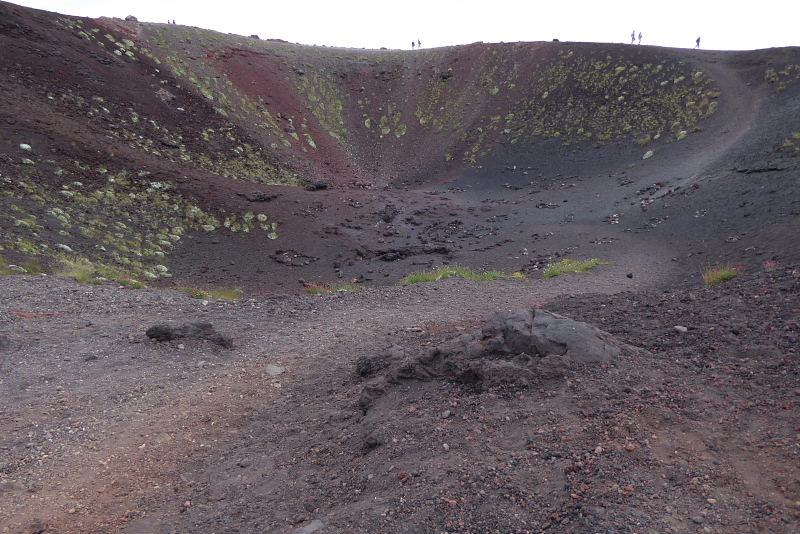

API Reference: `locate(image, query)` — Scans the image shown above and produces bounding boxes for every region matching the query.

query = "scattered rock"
[304,181,328,191]
[145,322,233,348]
[356,345,403,377]
[155,88,176,103]
[375,245,451,262]
[735,164,784,174]
[272,250,318,267]
[160,137,181,148]
[674,325,688,333]
[18,143,31,151]
[382,204,399,223]
[124,15,138,21]
[291,520,325,534]
[23,519,47,534]
[263,364,285,376]
[242,191,277,202]
[363,432,383,452]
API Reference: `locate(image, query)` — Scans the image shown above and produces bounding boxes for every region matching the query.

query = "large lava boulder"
[481,309,620,363]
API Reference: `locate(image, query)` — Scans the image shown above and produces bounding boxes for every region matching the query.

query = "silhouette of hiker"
[631,30,635,44]
[638,32,642,45]
[417,39,421,48]
[412,41,415,49]
[695,36,700,48]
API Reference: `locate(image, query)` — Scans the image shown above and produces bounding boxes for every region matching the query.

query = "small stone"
[263,364,285,376]
[674,325,688,333]
[19,143,32,151]
[626,273,633,278]
[440,410,451,419]
[292,519,325,534]
[177,343,185,350]
[24,519,47,534]
[442,443,450,451]
[624,443,637,452]
[707,498,717,504]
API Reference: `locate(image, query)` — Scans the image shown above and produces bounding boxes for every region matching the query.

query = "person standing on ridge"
[417,39,421,48]
[638,31,642,45]
[631,30,635,44]
[412,41,415,49]
[695,36,701,48]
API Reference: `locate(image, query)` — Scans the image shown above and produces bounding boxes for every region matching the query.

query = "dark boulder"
[146,322,233,348]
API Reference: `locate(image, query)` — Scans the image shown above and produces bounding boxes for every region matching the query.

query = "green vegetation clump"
[304,282,359,294]
[542,258,607,278]
[501,52,719,151]
[55,257,146,288]
[0,167,278,283]
[207,287,244,300]
[702,264,741,286]
[182,286,210,299]
[400,265,509,286]
[181,286,243,299]
[0,256,14,275]
[295,70,348,141]
[764,65,800,93]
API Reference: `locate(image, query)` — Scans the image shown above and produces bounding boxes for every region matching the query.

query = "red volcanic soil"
[1,2,800,533]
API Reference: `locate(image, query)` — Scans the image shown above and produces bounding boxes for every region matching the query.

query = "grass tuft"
[400,265,510,286]
[21,261,45,275]
[182,286,210,299]
[702,264,741,286]
[182,286,243,300]
[543,258,607,278]
[207,287,244,300]
[0,255,12,275]
[304,282,359,294]
[55,257,146,288]
[55,258,97,284]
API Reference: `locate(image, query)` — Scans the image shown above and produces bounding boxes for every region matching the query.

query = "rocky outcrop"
[357,309,630,410]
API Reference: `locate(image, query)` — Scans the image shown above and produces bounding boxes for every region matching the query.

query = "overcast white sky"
[11,0,800,51]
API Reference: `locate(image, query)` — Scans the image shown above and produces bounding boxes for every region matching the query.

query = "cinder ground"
[1,1,799,533]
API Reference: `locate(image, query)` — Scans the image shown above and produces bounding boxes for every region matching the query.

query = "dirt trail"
[3,257,799,533]
[1,260,659,533]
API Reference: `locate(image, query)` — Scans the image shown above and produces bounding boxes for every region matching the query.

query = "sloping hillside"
[1,1,798,294]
